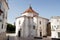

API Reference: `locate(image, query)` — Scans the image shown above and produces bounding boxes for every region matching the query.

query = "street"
[8,36,52,40]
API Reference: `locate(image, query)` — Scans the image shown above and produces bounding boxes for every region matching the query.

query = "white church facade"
[15,6,50,38]
[0,0,9,40]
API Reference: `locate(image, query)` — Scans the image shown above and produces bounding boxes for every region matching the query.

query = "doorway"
[18,31,21,37]
[40,32,42,37]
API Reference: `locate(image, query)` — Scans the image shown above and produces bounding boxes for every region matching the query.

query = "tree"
[6,23,15,33]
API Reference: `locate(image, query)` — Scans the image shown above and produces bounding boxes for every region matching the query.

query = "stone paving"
[8,36,52,40]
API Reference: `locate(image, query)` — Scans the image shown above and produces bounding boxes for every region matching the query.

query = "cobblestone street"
[8,36,52,40]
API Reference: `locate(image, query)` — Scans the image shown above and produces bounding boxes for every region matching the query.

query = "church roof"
[22,6,38,15]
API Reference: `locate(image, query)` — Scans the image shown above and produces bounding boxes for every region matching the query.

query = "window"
[40,32,42,36]
[51,25,55,31]
[6,13,7,19]
[33,25,35,29]
[0,19,2,22]
[56,25,60,29]
[2,24,3,29]
[40,27,42,31]
[58,32,60,37]
[54,26,56,28]
[3,13,4,18]
[40,21,41,24]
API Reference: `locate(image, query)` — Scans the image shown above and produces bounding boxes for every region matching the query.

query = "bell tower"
[22,5,38,17]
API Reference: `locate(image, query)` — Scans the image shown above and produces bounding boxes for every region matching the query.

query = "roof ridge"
[22,6,38,15]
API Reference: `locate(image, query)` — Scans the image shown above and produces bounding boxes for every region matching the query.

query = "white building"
[50,16,60,38]
[15,6,49,38]
[0,0,9,40]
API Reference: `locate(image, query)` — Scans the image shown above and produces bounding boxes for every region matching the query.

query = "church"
[15,6,51,38]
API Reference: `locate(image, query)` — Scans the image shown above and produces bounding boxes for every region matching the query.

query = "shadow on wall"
[47,22,51,36]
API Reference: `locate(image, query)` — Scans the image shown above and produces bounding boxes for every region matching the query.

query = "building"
[15,6,49,38]
[0,0,9,40]
[50,16,60,38]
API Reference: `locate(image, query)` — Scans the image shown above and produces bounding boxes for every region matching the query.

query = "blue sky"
[8,0,60,24]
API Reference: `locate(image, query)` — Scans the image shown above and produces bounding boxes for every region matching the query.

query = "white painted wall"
[51,31,58,38]
[15,17,24,36]
[15,16,36,37]
[50,16,60,38]
[22,13,37,17]
[15,15,49,37]
[33,16,49,37]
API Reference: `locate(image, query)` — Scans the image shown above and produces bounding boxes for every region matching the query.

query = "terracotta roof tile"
[23,6,38,15]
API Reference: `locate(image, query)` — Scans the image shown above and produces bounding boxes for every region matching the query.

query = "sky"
[7,0,60,24]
